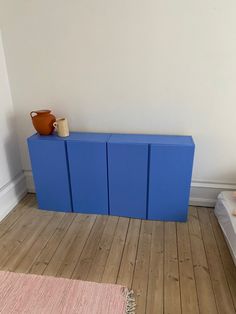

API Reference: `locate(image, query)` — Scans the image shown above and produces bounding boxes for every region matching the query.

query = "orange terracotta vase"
[30,110,56,135]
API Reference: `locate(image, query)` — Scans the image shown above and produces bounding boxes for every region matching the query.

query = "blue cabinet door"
[148,144,194,221]
[67,140,109,214]
[108,142,148,219]
[27,138,72,212]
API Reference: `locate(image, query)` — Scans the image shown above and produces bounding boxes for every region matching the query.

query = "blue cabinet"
[27,132,195,221]
[67,133,110,214]
[148,140,194,221]
[108,135,149,219]
[27,134,72,212]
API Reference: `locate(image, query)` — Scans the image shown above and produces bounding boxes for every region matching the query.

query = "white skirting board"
[24,170,236,208]
[0,172,27,221]
[190,181,236,207]
[24,170,35,193]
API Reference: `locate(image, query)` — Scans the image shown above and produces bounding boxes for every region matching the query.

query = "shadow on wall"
[2,111,26,198]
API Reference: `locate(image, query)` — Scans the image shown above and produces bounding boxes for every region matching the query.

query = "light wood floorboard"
[0,194,235,314]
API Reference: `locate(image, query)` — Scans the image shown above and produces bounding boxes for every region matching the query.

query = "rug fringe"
[122,287,136,314]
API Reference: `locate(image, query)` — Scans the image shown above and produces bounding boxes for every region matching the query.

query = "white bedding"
[214,191,236,266]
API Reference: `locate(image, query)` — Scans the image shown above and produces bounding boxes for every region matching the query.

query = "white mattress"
[214,191,236,266]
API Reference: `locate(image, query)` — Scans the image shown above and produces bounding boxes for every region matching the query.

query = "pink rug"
[0,271,135,313]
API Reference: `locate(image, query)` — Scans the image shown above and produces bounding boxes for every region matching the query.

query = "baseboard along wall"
[1,169,234,221]
[24,170,236,208]
[0,172,27,221]
[0,170,233,223]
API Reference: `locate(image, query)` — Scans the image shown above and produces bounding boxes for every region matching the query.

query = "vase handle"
[30,111,38,118]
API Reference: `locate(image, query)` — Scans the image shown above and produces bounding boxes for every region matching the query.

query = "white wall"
[1,0,236,205]
[0,31,26,219]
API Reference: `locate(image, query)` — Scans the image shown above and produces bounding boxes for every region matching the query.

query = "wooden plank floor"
[0,194,235,314]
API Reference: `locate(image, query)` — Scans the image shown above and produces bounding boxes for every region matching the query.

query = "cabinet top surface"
[28,132,111,142]
[109,134,194,145]
[28,132,194,146]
